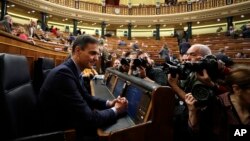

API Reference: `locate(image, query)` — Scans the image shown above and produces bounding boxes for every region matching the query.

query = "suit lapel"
[64,59,86,95]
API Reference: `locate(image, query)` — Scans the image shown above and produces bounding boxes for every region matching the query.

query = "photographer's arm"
[138,67,155,83]
[168,74,186,101]
[185,93,199,131]
[128,60,134,75]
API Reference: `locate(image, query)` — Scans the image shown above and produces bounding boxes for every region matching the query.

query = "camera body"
[120,58,148,70]
[163,55,219,80]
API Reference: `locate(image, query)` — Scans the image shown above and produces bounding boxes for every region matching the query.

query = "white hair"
[191,44,212,56]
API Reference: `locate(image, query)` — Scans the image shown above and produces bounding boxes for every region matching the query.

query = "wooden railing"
[0,30,68,77]
[46,0,249,15]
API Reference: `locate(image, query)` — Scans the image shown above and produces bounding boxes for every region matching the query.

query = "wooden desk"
[91,68,175,141]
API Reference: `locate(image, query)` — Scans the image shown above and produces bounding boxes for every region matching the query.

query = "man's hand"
[185,93,199,129]
[168,74,179,87]
[185,93,197,112]
[138,66,147,79]
[107,99,118,107]
[217,60,225,71]
[196,69,214,87]
[114,96,128,114]
[167,74,186,101]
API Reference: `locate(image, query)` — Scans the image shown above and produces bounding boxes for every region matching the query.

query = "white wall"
[9,12,37,25]
[234,19,250,30]
[117,28,174,37]
[190,23,227,35]
[160,28,175,36]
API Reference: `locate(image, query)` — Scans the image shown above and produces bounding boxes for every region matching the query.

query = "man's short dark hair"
[72,34,98,53]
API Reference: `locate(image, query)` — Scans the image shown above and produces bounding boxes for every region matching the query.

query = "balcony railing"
[46,0,249,15]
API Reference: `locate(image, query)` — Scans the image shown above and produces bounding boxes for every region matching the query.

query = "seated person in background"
[226,26,238,38]
[99,43,111,73]
[185,65,250,141]
[16,26,28,41]
[165,49,178,63]
[51,27,57,36]
[216,26,223,33]
[118,40,126,46]
[242,24,250,38]
[39,35,128,141]
[121,51,128,58]
[113,59,121,70]
[40,31,51,41]
[49,25,54,32]
[0,15,13,33]
[77,28,82,35]
[235,52,247,58]
[132,41,139,51]
[28,20,41,40]
[214,48,234,67]
[68,33,76,45]
[159,43,169,59]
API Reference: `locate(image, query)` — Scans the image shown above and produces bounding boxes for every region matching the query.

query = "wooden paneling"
[0,31,68,76]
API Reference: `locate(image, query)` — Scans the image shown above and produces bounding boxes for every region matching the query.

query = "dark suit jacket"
[179,42,191,55]
[39,59,116,139]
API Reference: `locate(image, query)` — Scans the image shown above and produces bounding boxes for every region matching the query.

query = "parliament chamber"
[0,0,250,141]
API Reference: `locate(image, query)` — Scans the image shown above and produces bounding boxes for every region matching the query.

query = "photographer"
[168,44,215,101]
[118,51,137,74]
[137,52,167,85]
[119,51,167,85]
[167,44,229,141]
[186,65,250,141]
[168,44,227,101]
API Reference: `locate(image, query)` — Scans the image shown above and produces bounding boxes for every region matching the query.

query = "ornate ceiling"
[9,0,250,25]
[78,0,165,5]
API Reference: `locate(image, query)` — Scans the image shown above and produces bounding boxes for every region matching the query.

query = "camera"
[163,55,219,80]
[120,58,131,66]
[120,58,148,70]
[191,81,215,107]
[133,58,148,68]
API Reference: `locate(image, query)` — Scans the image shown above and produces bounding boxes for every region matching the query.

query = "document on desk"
[93,75,104,80]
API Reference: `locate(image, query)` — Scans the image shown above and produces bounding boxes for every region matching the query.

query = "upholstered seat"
[0,54,70,141]
[33,57,55,93]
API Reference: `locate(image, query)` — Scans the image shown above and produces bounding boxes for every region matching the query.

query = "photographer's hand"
[217,60,225,71]
[128,60,134,75]
[168,74,178,86]
[196,69,215,87]
[185,93,197,112]
[138,66,147,79]
[168,74,186,100]
[185,93,199,130]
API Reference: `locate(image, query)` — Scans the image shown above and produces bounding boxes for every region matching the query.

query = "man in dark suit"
[179,39,191,55]
[39,35,128,141]
[77,28,82,35]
